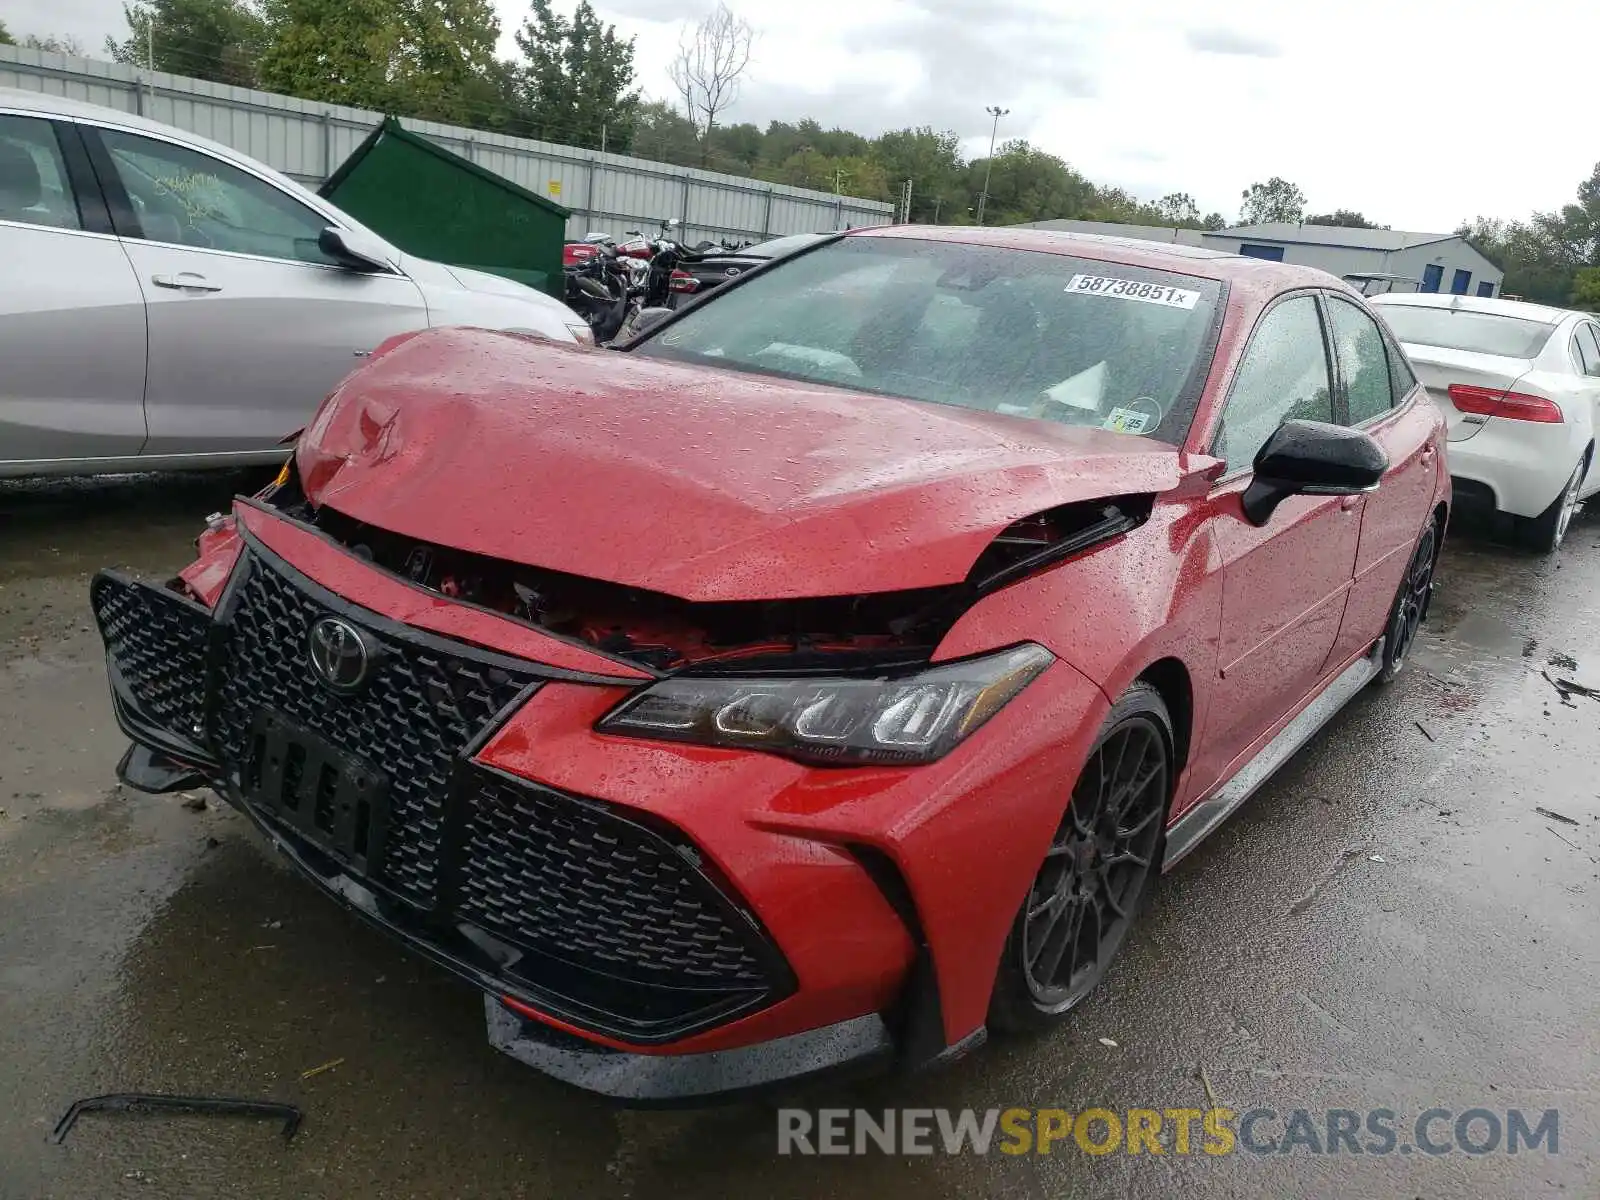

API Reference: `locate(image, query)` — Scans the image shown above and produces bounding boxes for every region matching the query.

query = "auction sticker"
[1066,274,1199,309]
[1103,406,1154,434]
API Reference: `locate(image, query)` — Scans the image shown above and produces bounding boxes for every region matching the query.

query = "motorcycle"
[560,235,638,343]
[629,218,716,311]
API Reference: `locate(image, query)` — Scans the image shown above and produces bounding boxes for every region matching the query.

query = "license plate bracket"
[242,710,390,872]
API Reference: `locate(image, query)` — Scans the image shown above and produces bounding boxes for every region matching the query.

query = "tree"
[668,2,753,162]
[1572,267,1600,311]
[392,0,500,125]
[969,140,1098,226]
[630,100,700,167]
[1155,192,1200,225]
[1239,176,1305,224]
[258,0,504,123]
[873,127,965,223]
[515,0,640,150]
[1201,211,1227,231]
[18,32,87,53]
[0,19,13,44]
[258,0,409,110]
[1304,209,1379,228]
[107,0,268,87]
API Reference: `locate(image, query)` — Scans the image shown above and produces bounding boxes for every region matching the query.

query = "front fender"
[934,496,1221,705]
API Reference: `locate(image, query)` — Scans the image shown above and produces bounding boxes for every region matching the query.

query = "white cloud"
[1185,27,1281,57]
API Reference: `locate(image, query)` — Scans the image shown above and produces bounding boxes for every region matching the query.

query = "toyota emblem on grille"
[307,616,372,692]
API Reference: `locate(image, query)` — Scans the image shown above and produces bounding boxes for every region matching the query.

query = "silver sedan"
[0,88,589,479]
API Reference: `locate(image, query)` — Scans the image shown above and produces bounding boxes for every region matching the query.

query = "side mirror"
[1241,419,1389,526]
[319,226,392,272]
[629,306,674,337]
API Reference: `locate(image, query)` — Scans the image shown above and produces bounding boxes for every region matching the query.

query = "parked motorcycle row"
[560,220,753,343]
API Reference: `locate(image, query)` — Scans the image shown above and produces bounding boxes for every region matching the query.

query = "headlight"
[596,644,1053,765]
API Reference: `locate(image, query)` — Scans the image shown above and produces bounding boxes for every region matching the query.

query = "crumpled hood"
[298,327,1183,601]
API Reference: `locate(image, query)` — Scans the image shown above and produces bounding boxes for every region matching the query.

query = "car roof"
[1370,291,1576,325]
[0,86,323,190]
[0,86,395,249]
[848,225,1346,292]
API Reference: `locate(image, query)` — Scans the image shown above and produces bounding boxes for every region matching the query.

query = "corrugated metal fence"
[0,44,894,244]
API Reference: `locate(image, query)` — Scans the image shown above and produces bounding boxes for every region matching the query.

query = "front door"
[87,124,429,456]
[0,114,147,466]
[1197,294,1363,786]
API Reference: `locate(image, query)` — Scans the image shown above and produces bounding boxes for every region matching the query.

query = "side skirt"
[1161,639,1383,872]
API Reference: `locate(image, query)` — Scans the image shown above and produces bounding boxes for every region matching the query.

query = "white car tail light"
[1446,384,1563,424]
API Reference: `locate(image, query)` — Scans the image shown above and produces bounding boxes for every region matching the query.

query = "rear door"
[1323,293,1439,665]
[1201,294,1364,780]
[0,114,147,466]
[84,123,429,456]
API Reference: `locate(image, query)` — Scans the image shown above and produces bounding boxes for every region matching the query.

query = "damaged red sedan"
[92,228,1447,1103]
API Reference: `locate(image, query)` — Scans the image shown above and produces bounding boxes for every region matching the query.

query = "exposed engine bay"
[262,470,1150,672]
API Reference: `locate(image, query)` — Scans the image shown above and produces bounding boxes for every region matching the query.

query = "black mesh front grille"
[91,574,210,741]
[213,554,536,908]
[97,540,790,1039]
[459,769,769,990]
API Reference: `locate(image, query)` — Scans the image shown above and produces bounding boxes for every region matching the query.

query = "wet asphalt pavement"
[2,473,1598,1200]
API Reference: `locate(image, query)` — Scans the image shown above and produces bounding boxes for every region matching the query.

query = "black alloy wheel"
[1376,519,1438,683]
[990,683,1171,1032]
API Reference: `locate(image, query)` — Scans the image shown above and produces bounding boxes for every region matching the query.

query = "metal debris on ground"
[300,1057,346,1080]
[1197,1061,1218,1109]
[50,1093,303,1144]
[181,794,207,812]
[1414,721,1435,742]
[1369,854,1386,863]
[1541,670,1600,704]
[1536,807,1581,827]
[1097,1037,1118,1048]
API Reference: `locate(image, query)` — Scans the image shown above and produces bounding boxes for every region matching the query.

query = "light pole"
[975,105,1009,225]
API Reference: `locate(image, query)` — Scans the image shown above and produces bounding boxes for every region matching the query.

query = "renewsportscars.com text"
[777,1107,1559,1157]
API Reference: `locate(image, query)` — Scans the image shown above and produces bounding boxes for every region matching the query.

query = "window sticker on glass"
[1067,274,1200,309]
[1102,399,1161,434]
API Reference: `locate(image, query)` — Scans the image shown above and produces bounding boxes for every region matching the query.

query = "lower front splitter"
[485,999,893,1107]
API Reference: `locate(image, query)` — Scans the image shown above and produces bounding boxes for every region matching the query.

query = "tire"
[1516,456,1586,553]
[1374,516,1441,684]
[989,681,1172,1035]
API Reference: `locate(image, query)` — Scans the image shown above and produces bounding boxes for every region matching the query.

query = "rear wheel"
[1375,517,1439,683]
[1516,457,1585,553]
[989,683,1170,1034]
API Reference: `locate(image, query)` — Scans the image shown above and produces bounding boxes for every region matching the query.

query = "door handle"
[151,272,222,293]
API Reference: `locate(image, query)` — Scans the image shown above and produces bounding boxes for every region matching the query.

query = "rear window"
[635,237,1223,444]
[1375,304,1556,358]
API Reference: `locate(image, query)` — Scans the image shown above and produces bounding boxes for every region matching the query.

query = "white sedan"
[1371,292,1600,551]
[0,88,589,479]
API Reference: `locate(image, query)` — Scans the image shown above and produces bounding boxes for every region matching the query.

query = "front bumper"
[91,519,915,1100]
[93,503,1109,1102]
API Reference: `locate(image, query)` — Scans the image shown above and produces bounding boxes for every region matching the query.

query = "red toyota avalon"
[93,228,1447,1103]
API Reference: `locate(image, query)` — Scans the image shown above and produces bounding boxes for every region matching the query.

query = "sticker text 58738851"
[1066,274,1200,310]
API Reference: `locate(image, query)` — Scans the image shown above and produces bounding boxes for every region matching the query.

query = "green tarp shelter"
[320,117,571,297]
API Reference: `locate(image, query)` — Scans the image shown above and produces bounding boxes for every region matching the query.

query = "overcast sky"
[10,0,1596,229]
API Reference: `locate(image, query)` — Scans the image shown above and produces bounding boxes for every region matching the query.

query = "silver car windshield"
[635,237,1223,444]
